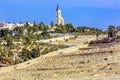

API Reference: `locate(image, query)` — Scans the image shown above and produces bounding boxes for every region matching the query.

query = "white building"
[15,23,25,27]
[116,31,120,36]
[56,4,64,26]
[27,22,34,26]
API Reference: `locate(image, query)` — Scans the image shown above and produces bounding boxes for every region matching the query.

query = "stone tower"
[56,4,64,26]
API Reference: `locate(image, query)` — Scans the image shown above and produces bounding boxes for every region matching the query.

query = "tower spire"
[56,4,64,25]
[56,4,59,11]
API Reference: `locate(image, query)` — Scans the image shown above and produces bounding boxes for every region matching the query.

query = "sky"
[0,0,120,30]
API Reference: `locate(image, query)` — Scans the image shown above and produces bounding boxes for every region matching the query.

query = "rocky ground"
[0,36,120,80]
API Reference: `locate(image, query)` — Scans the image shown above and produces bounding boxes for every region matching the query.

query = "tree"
[55,27,63,33]
[108,26,116,38]
[34,20,37,26]
[41,31,50,39]
[0,29,9,37]
[24,36,32,45]
[55,23,75,33]
[64,23,75,33]
[3,34,13,47]
[38,22,46,31]
[33,26,38,33]
[96,28,99,41]
[21,48,32,61]
[116,26,120,31]
[25,22,30,27]
[50,21,54,27]
[76,26,88,33]
[31,47,40,58]
[2,34,13,57]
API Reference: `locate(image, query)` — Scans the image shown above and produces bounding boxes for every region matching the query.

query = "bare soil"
[0,35,120,80]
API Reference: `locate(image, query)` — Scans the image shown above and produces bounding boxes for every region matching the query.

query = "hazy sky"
[0,0,120,29]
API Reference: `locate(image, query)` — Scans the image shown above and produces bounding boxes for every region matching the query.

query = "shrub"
[84,41,89,44]
[14,58,22,64]
[102,38,111,43]
[31,48,40,58]
[116,36,120,39]
[65,39,69,42]
[4,57,14,65]
[89,40,102,44]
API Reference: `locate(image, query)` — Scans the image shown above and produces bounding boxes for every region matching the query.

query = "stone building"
[56,4,64,26]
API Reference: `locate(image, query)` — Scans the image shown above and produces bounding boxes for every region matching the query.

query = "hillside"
[0,35,120,80]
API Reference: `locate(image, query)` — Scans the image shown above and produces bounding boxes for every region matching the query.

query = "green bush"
[89,40,102,44]
[65,39,69,42]
[31,48,40,58]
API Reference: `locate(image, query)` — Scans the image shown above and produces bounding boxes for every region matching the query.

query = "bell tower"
[56,4,59,25]
[56,4,64,26]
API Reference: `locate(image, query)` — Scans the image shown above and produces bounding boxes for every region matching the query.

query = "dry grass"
[0,35,120,80]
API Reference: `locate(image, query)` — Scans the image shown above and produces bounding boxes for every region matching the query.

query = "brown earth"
[0,35,120,80]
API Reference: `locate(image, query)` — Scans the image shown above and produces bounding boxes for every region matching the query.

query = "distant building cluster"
[0,4,65,31]
[0,20,34,30]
